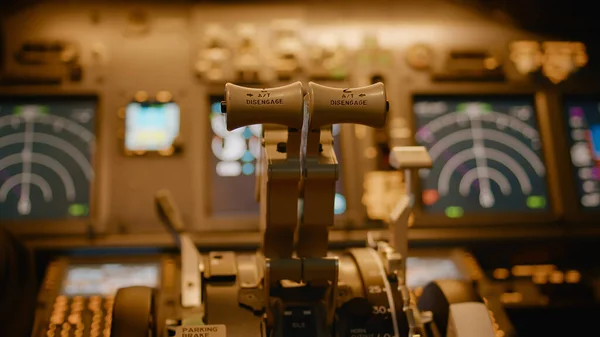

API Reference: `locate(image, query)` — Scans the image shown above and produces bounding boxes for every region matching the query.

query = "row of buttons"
[47,295,113,337]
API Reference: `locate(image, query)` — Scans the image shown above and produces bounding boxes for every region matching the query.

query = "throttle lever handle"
[223,82,304,130]
[306,82,388,129]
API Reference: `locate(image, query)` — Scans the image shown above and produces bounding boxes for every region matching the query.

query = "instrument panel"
[0,0,597,241]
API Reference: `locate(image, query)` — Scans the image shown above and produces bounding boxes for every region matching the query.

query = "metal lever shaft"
[155,189,203,309]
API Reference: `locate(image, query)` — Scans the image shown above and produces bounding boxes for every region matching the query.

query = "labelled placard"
[176,325,226,337]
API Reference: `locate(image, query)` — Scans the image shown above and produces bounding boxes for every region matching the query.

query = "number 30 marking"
[372,306,389,314]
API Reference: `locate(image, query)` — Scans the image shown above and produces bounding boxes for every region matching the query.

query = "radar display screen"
[125,101,179,151]
[563,97,600,209]
[414,95,549,217]
[0,97,95,220]
[61,263,159,296]
[406,257,464,288]
[209,96,346,216]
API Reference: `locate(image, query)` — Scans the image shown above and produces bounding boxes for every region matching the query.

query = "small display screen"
[208,96,347,216]
[125,101,179,151]
[406,257,464,288]
[563,97,600,209]
[0,97,96,220]
[209,96,261,215]
[61,263,159,296]
[413,95,549,218]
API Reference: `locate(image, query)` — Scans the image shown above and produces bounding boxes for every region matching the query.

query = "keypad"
[46,295,114,337]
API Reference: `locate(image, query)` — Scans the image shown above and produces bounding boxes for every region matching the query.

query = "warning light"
[422,189,439,205]
[68,204,89,217]
[445,206,464,218]
[526,196,546,209]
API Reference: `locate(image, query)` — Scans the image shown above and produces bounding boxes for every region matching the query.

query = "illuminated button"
[572,129,586,141]
[422,189,439,205]
[571,143,592,167]
[68,314,81,325]
[582,193,600,207]
[68,204,89,217]
[61,324,70,337]
[512,265,534,277]
[241,162,255,175]
[583,180,597,193]
[445,206,464,218]
[526,196,546,209]
[569,116,583,128]
[216,161,242,177]
[50,315,65,325]
[566,270,581,283]
[579,168,592,180]
[549,270,564,284]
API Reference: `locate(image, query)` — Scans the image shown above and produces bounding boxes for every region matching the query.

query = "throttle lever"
[155,189,204,309]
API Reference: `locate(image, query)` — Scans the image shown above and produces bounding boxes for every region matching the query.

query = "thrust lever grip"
[306,82,388,129]
[297,82,389,258]
[223,82,305,259]
[222,82,304,130]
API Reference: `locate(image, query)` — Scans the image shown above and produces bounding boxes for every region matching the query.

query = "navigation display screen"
[61,263,159,296]
[563,97,600,209]
[0,97,96,220]
[413,95,549,217]
[125,101,179,151]
[208,96,347,216]
[406,257,464,288]
[209,96,261,215]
